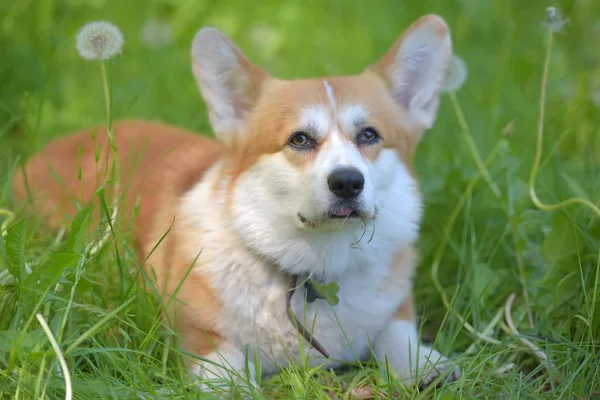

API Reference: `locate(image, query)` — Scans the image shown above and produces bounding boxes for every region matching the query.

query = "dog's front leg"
[373,296,461,388]
[184,330,260,398]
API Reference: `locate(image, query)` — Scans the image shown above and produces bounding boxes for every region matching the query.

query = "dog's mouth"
[297,205,377,228]
[329,207,361,219]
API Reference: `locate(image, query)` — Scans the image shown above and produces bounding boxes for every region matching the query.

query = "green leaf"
[0,329,45,353]
[67,206,92,253]
[3,220,26,283]
[309,280,340,306]
[25,252,80,290]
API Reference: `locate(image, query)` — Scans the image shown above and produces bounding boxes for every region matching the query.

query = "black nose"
[327,168,365,199]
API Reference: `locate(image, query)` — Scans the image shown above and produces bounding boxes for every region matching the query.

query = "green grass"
[1,0,600,398]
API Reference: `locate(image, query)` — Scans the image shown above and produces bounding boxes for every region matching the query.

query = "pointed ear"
[191,27,269,144]
[369,15,452,131]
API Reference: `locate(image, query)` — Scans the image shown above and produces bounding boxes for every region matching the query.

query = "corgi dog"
[13,14,461,395]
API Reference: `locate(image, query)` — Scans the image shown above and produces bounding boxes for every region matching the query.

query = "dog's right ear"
[192,28,269,145]
[369,15,452,133]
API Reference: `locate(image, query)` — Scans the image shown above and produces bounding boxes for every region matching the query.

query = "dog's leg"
[373,295,461,387]
[182,328,260,397]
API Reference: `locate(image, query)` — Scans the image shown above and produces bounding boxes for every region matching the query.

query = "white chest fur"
[193,231,407,377]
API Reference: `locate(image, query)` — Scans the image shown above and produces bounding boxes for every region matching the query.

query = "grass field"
[1,0,600,398]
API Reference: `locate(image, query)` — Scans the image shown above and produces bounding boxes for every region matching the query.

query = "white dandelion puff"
[543,6,569,33]
[545,6,557,21]
[442,54,468,93]
[76,20,124,61]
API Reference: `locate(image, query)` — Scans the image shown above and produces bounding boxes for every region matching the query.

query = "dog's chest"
[288,270,399,364]
[207,245,401,376]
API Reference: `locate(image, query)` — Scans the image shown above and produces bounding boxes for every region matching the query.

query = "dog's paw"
[418,361,461,389]
[190,360,262,399]
[415,349,461,389]
[373,320,461,390]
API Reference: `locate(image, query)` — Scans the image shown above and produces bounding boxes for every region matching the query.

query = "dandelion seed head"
[442,54,468,93]
[76,20,124,61]
[543,6,569,33]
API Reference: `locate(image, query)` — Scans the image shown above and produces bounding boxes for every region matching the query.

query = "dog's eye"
[357,127,380,144]
[289,132,315,148]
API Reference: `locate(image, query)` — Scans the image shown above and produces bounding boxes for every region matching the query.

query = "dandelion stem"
[465,305,504,354]
[100,58,123,294]
[494,362,516,375]
[528,28,600,218]
[504,293,558,382]
[100,62,111,133]
[100,59,120,230]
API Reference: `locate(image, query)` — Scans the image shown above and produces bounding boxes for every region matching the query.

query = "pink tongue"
[334,207,353,217]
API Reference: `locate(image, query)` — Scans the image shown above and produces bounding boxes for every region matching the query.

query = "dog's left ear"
[369,15,452,131]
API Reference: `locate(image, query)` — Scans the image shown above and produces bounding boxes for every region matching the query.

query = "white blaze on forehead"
[323,79,336,112]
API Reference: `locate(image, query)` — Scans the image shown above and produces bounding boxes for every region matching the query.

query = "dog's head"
[190,15,452,275]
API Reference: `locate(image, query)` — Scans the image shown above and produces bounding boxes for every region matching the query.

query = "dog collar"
[285,274,330,358]
[302,277,326,303]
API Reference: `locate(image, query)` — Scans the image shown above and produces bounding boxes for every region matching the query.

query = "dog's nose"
[327,168,365,199]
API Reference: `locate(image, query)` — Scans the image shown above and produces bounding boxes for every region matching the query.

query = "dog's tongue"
[334,207,354,217]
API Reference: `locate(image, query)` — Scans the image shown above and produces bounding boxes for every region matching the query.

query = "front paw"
[414,347,461,389]
[393,346,461,388]
[373,320,461,389]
